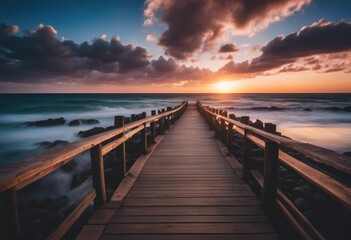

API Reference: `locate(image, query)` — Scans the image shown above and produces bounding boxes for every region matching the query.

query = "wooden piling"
[114,116,126,182]
[90,143,106,208]
[241,116,251,178]
[150,110,156,143]
[263,122,279,216]
[140,112,147,154]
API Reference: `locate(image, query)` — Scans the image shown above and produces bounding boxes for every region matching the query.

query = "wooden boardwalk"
[81,104,278,239]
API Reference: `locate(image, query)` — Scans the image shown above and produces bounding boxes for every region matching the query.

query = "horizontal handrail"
[197,99,350,240]
[0,101,187,192]
[197,101,351,175]
[0,100,188,239]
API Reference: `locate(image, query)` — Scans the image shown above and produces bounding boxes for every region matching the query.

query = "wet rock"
[343,106,351,112]
[324,107,341,111]
[342,151,351,157]
[251,119,264,129]
[303,108,312,111]
[38,140,69,148]
[27,117,65,127]
[61,160,77,172]
[68,119,100,126]
[293,197,309,212]
[71,169,91,188]
[293,186,312,200]
[77,126,114,138]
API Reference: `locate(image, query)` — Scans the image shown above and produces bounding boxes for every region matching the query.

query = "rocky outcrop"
[27,117,65,126]
[68,119,100,126]
[38,140,69,148]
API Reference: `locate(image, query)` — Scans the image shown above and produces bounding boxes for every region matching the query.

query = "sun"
[213,81,234,93]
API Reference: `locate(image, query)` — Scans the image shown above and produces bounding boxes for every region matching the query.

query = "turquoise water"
[0,93,350,166]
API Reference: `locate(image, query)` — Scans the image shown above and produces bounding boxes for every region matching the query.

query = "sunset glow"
[0,1,350,93]
[213,81,235,93]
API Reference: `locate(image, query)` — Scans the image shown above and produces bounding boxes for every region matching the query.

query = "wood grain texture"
[98,104,278,239]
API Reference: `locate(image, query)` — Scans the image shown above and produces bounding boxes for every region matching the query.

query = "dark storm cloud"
[220,19,351,74]
[151,56,178,72]
[144,0,311,59]
[0,23,212,84]
[0,23,150,81]
[218,43,239,53]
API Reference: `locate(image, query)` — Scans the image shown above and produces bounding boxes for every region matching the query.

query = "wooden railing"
[197,100,351,240]
[0,101,188,240]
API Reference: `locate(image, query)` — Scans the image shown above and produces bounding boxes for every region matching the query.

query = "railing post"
[262,138,279,216]
[161,109,166,133]
[211,108,215,131]
[150,110,156,142]
[90,143,106,208]
[1,187,20,239]
[141,112,147,154]
[166,107,172,129]
[221,111,227,142]
[227,114,235,149]
[241,116,251,178]
[114,116,126,183]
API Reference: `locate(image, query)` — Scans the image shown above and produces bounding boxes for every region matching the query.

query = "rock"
[293,186,312,200]
[68,119,100,126]
[324,107,341,111]
[250,106,286,111]
[251,119,264,129]
[71,169,91,188]
[303,108,312,111]
[343,106,351,112]
[77,126,114,138]
[38,140,69,148]
[61,160,77,172]
[293,197,309,212]
[342,151,351,157]
[27,117,65,127]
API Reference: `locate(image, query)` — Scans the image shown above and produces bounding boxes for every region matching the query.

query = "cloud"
[218,43,239,53]
[0,23,212,86]
[0,23,151,80]
[144,0,311,59]
[146,34,157,42]
[220,19,351,74]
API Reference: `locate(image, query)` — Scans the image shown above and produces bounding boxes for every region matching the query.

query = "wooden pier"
[0,100,350,240]
[78,103,278,239]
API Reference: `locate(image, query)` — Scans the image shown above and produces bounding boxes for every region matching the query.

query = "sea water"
[0,93,350,166]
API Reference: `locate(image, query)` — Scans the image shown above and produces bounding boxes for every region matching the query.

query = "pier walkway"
[79,104,278,239]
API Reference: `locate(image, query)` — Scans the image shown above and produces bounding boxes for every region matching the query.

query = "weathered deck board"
[82,104,278,239]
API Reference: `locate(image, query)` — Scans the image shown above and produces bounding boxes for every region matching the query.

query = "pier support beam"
[114,116,126,183]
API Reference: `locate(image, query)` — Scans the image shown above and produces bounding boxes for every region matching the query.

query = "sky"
[0,0,351,93]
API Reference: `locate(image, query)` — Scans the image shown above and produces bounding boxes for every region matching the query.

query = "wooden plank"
[104,223,276,234]
[88,209,115,225]
[100,234,279,240]
[279,150,351,208]
[284,141,351,174]
[48,190,96,240]
[113,206,266,216]
[110,135,165,202]
[76,225,105,240]
[110,215,269,223]
[123,197,261,207]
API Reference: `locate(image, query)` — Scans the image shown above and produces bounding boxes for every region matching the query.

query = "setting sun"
[213,81,234,93]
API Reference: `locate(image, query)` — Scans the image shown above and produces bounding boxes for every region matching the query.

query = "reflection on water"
[281,125,351,153]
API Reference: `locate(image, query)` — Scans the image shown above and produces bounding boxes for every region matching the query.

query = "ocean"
[0,93,350,166]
